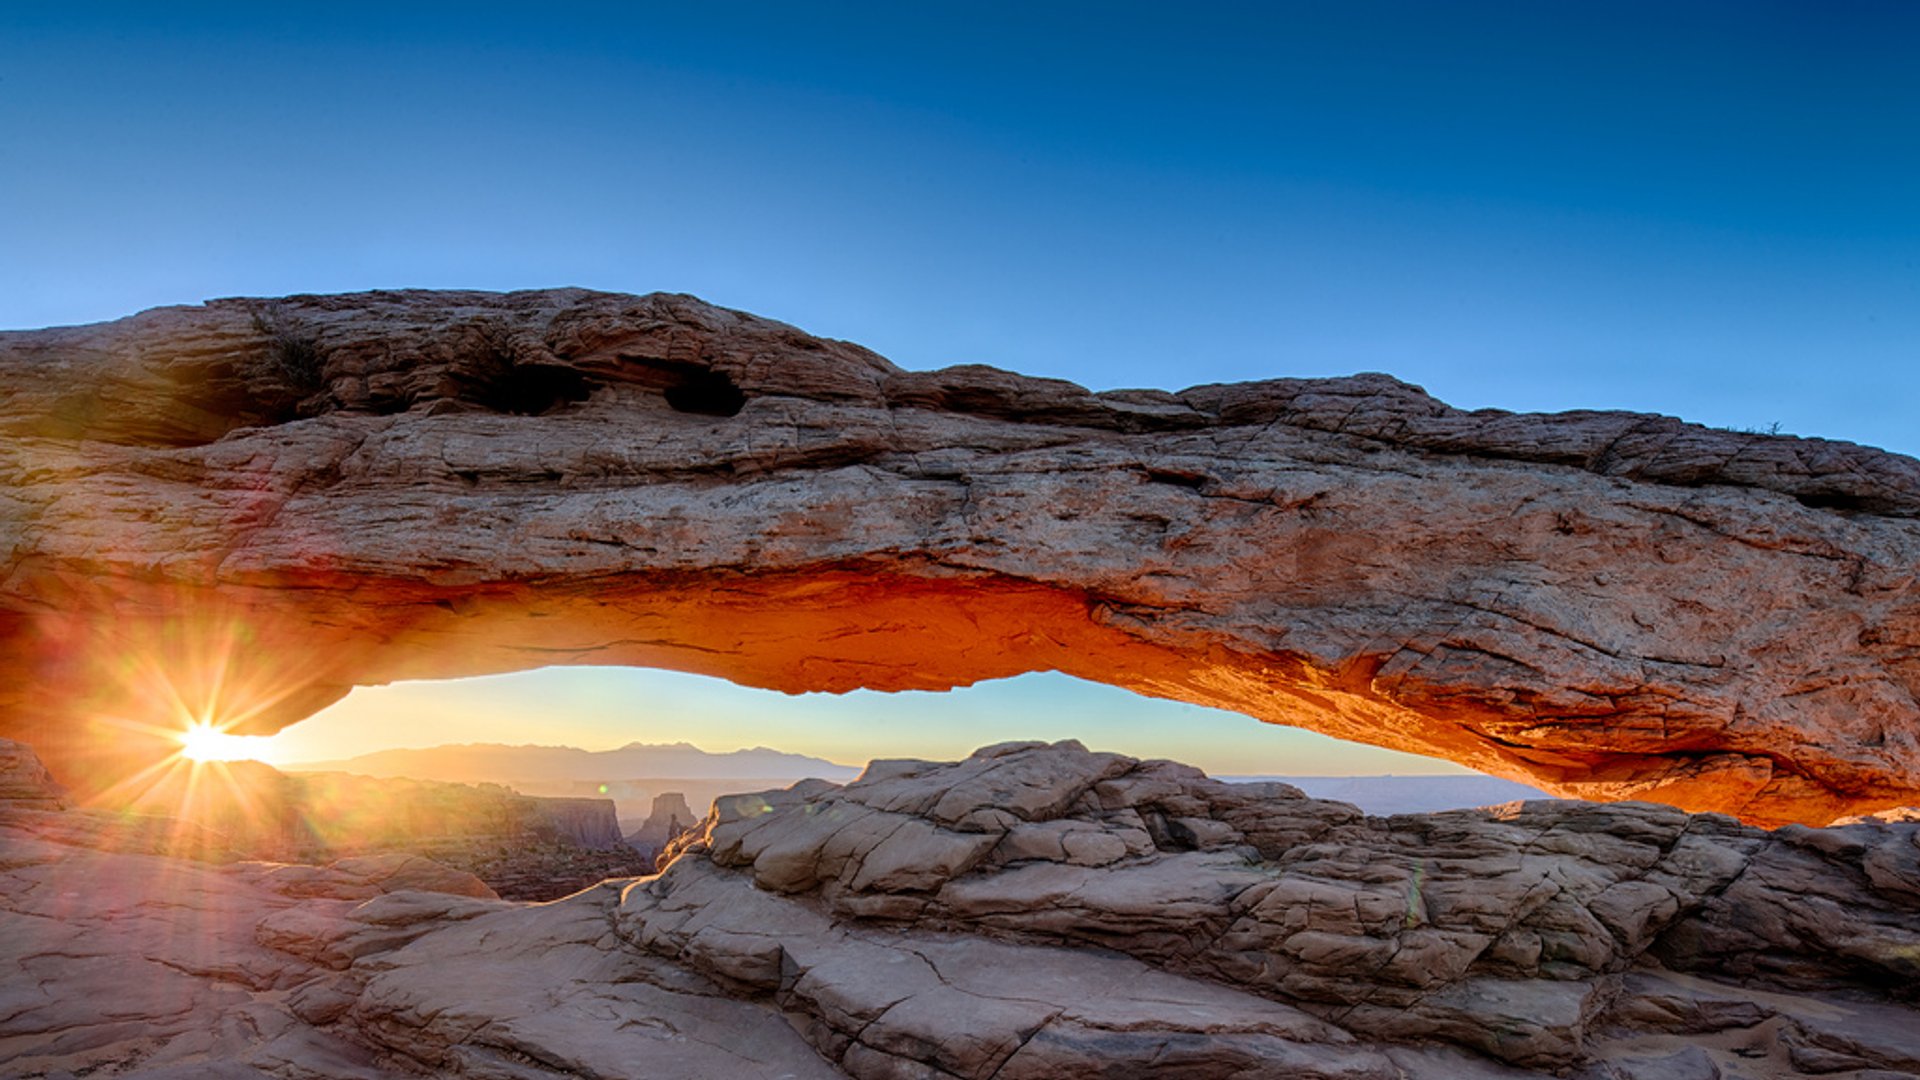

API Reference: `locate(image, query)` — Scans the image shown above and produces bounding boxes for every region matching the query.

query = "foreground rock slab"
[2,290,1918,823]
[4,739,1917,1078]
[621,740,1920,1077]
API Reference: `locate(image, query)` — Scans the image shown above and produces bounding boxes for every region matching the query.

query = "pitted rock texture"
[6,739,1920,1079]
[2,289,1918,823]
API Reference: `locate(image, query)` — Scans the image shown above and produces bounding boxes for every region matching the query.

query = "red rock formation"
[2,289,1916,823]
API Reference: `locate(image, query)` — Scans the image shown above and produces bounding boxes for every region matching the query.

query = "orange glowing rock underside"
[6,569,1912,828]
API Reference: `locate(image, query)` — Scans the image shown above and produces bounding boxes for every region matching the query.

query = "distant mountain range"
[1218,774,1554,816]
[284,742,862,785]
[285,742,1553,821]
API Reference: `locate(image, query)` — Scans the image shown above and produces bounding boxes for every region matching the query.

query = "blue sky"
[6,3,1915,772]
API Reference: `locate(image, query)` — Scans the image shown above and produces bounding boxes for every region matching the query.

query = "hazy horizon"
[269,735,1545,824]
[279,736,864,770]
[242,668,1478,779]
[282,743,1492,781]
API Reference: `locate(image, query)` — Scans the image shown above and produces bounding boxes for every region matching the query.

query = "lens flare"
[177,720,267,763]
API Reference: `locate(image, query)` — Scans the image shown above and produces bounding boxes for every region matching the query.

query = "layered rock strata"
[2,290,1918,822]
[5,739,1918,1079]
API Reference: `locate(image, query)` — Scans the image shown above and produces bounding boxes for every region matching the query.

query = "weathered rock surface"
[622,740,1920,1077]
[2,290,1917,823]
[5,739,1918,1079]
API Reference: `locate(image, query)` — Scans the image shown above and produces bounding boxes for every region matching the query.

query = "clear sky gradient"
[6,3,1915,773]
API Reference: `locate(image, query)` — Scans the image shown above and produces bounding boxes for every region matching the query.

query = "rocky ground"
[3,738,1917,1079]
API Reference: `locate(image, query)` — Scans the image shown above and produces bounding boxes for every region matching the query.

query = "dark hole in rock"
[1143,811,1196,852]
[603,356,748,418]
[663,368,747,417]
[477,365,594,416]
[1144,468,1208,490]
[1795,491,1883,513]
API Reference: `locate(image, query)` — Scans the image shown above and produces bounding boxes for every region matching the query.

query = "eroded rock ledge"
[4,740,1917,1078]
[2,289,1918,823]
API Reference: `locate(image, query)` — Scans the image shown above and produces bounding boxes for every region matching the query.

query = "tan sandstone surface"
[1,289,1916,824]
[3,738,1917,1079]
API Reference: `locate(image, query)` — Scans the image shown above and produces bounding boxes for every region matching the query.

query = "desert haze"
[286,741,862,784]
[285,739,1551,821]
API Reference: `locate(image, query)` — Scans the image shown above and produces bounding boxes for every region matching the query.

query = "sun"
[177,721,268,763]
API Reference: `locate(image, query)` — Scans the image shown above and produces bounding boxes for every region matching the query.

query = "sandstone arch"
[2,289,1916,825]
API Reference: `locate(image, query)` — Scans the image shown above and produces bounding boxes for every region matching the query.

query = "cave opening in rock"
[475,364,596,416]
[608,355,749,416]
[663,367,747,416]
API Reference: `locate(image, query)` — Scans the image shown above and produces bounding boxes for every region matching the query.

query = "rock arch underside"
[2,289,1917,826]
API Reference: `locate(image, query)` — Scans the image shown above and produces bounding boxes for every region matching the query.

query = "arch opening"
[267,668,1505,786]
[56,663,1548,888]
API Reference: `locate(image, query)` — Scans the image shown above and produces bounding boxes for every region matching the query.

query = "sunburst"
[177,719,270,763]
